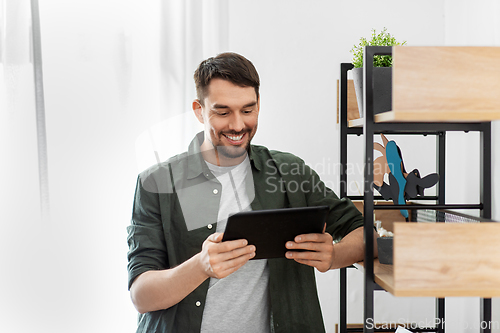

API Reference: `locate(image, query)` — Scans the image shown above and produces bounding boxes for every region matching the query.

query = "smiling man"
[194,77,259,165]
[127,52,374,333]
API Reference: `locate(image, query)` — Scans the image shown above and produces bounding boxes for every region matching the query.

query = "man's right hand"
[198,233,256,279]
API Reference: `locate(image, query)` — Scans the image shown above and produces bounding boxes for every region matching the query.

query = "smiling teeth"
[226,134,243,141]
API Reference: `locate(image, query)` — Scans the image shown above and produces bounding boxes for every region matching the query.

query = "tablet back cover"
[222,206,329,259]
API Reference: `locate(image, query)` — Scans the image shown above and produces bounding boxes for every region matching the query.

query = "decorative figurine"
[373,134,439,219]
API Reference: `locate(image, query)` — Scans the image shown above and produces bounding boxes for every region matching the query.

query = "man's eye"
[242,109,253,114]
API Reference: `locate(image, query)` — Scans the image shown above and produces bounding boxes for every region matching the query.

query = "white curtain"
[136,0,228,171]
[0,1,228,332]
[0,0,42,223]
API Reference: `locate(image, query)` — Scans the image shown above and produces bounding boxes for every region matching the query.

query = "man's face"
[193,78,259,164]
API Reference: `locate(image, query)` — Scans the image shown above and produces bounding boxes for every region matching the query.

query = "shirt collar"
[248,144,262,171]
[186,132,209,180]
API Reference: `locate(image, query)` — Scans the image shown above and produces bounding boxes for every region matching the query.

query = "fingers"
[201,234,256,279]
[285,248,333,273]
[286,232,332,250]
[210,243,256,263]
[285,245,328,261]
[205,234,253,256]
[285,231,334,272]
[209,247,256,278]
[208,232,224,243]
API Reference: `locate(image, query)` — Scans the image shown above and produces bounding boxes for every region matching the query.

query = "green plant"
[350,28,406,68]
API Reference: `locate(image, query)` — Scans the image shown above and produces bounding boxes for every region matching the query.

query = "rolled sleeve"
[127,176,169,290]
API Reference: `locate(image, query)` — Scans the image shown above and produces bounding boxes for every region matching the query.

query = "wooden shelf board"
[355,223,500,298]
[354,259,500,298]
[347,47,500,126]
[348,109,500,127]
[394,222,500,298]
[354,259,395,295]
[375,110,500,123]
[391,46,500,122]
[393,288,500,298]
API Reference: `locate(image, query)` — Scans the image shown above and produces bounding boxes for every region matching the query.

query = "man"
[127,52,374,333]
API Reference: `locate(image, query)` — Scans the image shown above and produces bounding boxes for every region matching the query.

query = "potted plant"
[350,28,406,117]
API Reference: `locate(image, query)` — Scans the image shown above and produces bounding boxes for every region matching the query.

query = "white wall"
[1,0,499,332]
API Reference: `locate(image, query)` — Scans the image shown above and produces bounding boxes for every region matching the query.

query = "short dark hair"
[193,52,260,105]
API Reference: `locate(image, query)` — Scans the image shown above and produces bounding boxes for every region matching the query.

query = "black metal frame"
[338,46,493,333]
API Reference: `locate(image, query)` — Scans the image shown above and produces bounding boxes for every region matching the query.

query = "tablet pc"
[221,206,329,260]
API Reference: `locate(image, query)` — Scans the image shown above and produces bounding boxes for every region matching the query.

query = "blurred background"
[1,0,499,332]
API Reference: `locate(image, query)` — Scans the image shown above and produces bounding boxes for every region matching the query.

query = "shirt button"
[212,189,219,195]
[196,301,201,307]
[207,224,213,230]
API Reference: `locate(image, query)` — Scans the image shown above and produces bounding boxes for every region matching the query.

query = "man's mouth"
[222,133,246,145]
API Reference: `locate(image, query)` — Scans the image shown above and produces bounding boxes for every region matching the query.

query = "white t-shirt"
[200,156,271,333]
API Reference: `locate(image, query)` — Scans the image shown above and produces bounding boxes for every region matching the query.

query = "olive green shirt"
[127,132,363,333]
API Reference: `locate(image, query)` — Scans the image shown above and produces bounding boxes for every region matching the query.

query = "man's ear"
[192,99,204,124]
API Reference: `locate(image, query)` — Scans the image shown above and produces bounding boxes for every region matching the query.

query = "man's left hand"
[285,224,334,273]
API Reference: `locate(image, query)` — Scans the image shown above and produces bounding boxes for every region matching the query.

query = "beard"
[214,143,249,159]
[212,126,256,160]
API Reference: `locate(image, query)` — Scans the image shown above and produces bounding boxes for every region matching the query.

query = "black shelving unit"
[338,46,493,333]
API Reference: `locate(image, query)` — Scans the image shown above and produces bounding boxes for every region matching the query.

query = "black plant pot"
[352,67,392,118]
[377,236,393,265]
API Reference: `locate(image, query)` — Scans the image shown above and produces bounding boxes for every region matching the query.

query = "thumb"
[210,232,223,243]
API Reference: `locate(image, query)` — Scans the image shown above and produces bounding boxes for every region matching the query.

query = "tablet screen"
[221,206,329,259]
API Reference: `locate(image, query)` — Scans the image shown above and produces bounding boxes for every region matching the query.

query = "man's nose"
[229,112,245,132]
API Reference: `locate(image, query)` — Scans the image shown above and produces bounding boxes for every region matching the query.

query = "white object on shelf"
[395,327,412,333]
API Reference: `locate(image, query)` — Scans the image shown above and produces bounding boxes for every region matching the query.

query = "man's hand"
[198,233,256,279]
[285,224,334,273]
